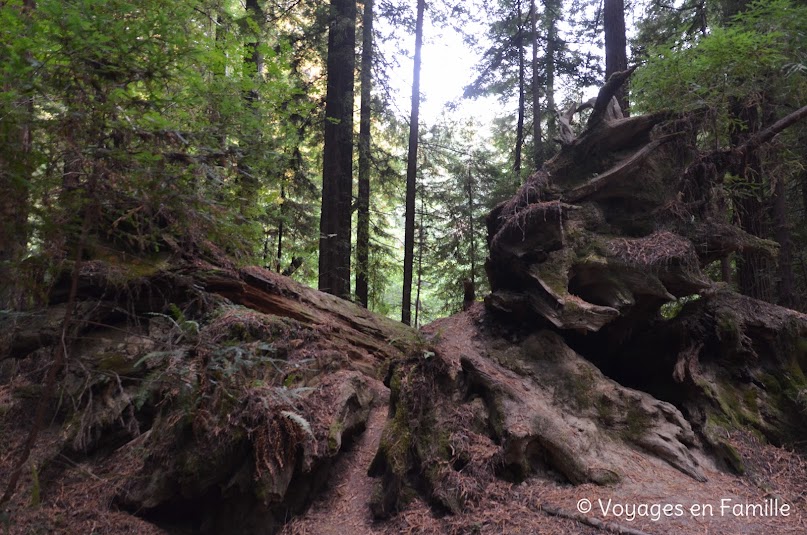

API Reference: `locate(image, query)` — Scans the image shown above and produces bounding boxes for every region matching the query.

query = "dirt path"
[281,387,389,535]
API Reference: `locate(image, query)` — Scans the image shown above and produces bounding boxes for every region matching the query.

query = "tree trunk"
[514,0,525,183]
[414,196,425,328]
[772,175,795,308]
[319,0,356,298]
[603,0,628,115]
[467,161,476,288]
[402,0,425,325]
[276,182,285,272]
[543,0,559,145]
[729,97,773,302]
[531,0,544,169]
[356,0,373,308]
[238,0,266,217]
[245,0,265,88]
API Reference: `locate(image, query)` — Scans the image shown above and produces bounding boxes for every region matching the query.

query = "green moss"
[694,376,736,425]
[389,368,403,396]
[567,366,596,410]
[328,420,344,453]
[785,356,807,384]
[717,439,745,474]
[622,405,652,440]
[595,394,615,424]
[796,337,807,360]
[97,353,137,375]
[757,372,782,395]
[95,250,171,282]
[715,309,740,344]
[532,249,575,297]
[701,414,744,473]
[743,387,759,413]
[30,463,41,507]
[283,373,301,387]
[383,405,413,476]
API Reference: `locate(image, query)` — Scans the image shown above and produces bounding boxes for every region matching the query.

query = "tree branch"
[587,66,637,129]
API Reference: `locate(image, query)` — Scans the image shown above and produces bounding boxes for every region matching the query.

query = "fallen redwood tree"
[368,73,807,518]
[0,261,419,533]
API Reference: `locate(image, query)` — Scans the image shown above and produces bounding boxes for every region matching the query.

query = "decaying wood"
[587,66,636,129]
[1,259,425,532]
[369,71,807,526]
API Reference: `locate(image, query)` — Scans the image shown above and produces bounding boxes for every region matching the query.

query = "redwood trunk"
[356,0,373,308]
[514,0,525,183]
[603,0,628,114]
[319,0,356,298]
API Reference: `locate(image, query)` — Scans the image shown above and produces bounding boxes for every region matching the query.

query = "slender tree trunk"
[531,0,544,169]
[803,170,807,226]
[729,97,773,302]
[514,0,525,183]
[245,0,265,92]
[276,182,285,272]
[603,0,628,114]
[414,197,424,328]
[543,0,558,145]
[319,0,356,298]
[467,161,476,288]
[772,175,796,308]
[355,0,373,308]
[262,231,270,268]
[402,0,425,325]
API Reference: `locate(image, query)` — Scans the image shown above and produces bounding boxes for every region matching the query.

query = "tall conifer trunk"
[402,0,425,325]
[531,0,543,169]
[514,0,525,183]
[543,0,558,144]
[603,0,628,114]
[729,97,773,302]
[319,0,356,298]
[773,175,795,307]
[356,0,373,308]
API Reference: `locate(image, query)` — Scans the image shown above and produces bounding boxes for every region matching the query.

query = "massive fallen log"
[0,262,418,533]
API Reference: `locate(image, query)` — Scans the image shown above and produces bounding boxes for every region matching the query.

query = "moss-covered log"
[1,262,418,533]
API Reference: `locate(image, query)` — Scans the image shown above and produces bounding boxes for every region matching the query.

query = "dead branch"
[587,66,637,129]
[743,103,807,150]
[540,503,654,535]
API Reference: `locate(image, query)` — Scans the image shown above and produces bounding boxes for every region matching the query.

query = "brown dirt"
[281,381,389,535]
[0,396,166,534]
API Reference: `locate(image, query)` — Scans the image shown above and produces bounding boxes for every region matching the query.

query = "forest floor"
[2,305,807,534]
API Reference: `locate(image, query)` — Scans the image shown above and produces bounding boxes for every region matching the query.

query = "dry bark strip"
[540,502,653,535]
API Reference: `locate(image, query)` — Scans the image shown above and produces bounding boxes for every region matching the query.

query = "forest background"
[1,0,806,326]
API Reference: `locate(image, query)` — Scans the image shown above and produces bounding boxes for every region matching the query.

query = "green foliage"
[634,0,807,121]
[1,0,323,298]
[413,117,509,321]
[660,294,701,320]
